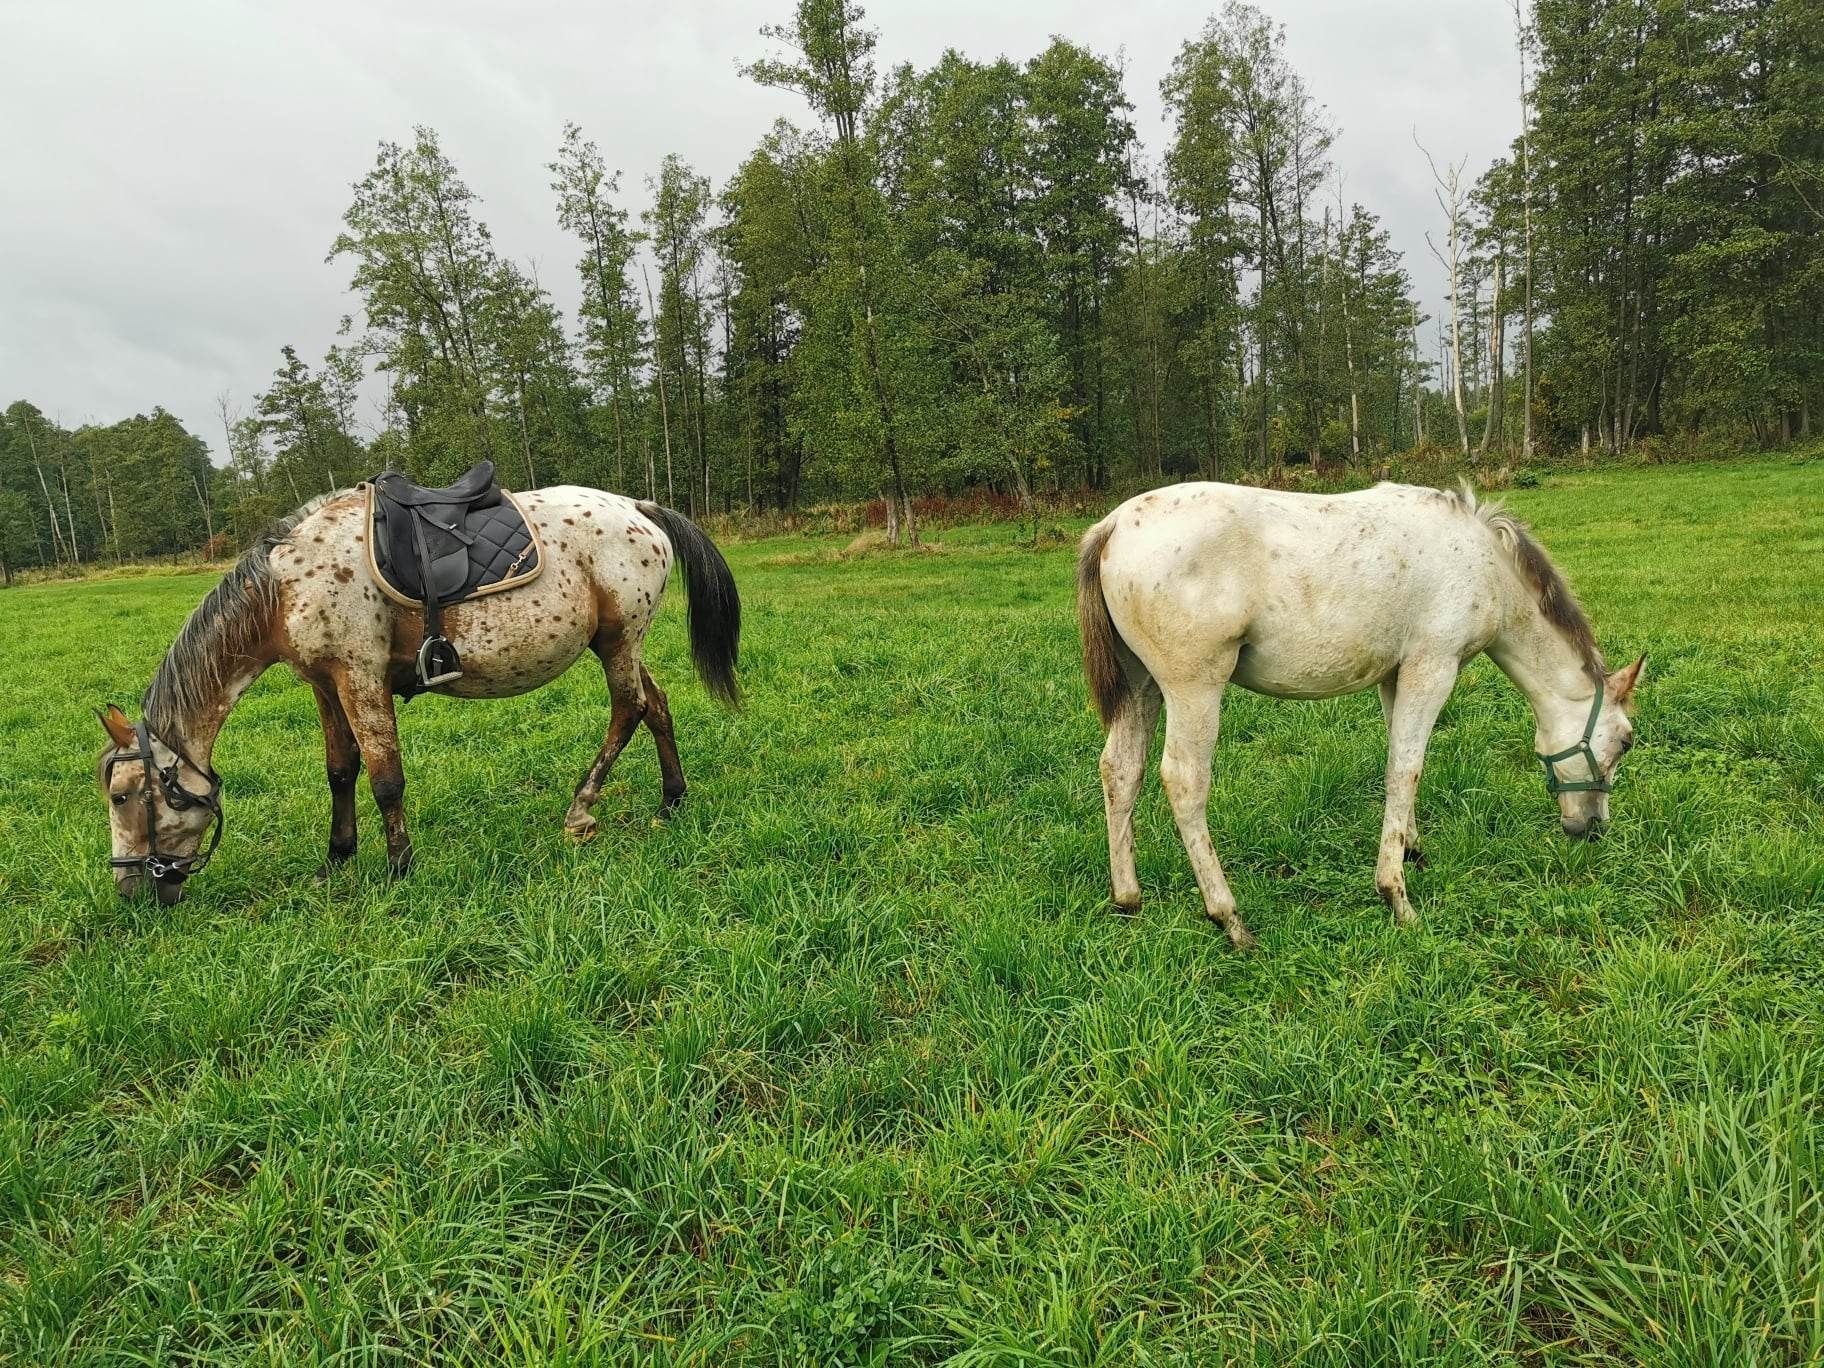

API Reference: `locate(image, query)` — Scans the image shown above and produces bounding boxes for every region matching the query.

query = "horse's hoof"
[386,848,415,879]
[565,818,598,844]
[1227,924,1259,951]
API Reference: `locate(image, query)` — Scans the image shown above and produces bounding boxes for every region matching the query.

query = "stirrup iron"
[417,635,463,688]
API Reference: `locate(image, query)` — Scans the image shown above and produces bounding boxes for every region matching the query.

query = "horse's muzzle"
[115,871,187,904]
[1561,817,1605,842]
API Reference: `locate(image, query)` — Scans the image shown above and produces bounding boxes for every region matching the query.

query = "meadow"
[2,457,1822,1364]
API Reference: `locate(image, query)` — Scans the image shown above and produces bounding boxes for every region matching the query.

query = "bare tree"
[1335,177,1361,462]
[1417,132,1472,457]
[642,265,676,507]
[1514,0,1535,460]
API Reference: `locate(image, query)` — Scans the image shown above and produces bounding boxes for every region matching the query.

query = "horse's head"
[97,705,222,904]
[1538,656,1646,840]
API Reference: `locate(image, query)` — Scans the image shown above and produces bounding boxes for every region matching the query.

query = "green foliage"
[8,0,1817,572]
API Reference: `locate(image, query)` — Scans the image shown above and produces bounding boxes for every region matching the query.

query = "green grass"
[2,457,1821,1364]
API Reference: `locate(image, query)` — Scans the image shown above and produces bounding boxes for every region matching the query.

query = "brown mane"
[140,495,333,732]
[1463,488,1606,682]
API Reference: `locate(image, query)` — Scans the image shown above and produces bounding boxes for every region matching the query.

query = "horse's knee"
[328,763,359,793]
[370,774,405,810]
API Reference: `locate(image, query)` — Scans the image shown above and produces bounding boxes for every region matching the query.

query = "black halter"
[105,719,223,881]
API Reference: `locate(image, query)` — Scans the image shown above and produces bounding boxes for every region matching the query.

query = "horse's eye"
[111,793,127,806]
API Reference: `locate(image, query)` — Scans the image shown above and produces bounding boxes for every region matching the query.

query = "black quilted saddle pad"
[365,467,543,607]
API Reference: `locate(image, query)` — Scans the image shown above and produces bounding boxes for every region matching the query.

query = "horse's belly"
[1230,620,1400,699]
[430,590,596,699]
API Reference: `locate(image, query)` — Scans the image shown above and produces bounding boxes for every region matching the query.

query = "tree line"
[4,0,1818,574]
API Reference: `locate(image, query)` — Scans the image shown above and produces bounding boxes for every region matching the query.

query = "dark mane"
[141,497,328,732]
[1467,491,1606,682]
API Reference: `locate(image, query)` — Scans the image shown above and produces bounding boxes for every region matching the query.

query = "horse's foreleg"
[639,664,687,815]
[312,683,361,876]
[1377,659,1456,925]
[1378,675,1423,865]
[565,644,645,841]
[1159,672,1255,950]
[335,679,414,877]
[1100,674,1161,912]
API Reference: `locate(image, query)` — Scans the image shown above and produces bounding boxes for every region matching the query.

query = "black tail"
[639,502,742,708]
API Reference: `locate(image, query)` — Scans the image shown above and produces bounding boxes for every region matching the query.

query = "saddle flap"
[363,475,544,611]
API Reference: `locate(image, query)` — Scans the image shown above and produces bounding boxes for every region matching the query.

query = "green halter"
[1536,690,1609,795]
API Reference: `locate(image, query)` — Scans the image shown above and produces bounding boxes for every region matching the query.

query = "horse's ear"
[98,704,135,750]
[1608,654,1647,707]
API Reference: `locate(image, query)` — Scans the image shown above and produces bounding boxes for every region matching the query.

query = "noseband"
[1536,690,1610,796]
[105,720,223,881]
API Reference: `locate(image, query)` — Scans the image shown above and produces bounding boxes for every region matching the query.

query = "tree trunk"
[1447,231,1470,457]
[643,270,676,506]
[1479,251,1506,456]
[191,475,215,551]
[1515,0,1536,461]
[34,462,66,566]
[515,376,537,487]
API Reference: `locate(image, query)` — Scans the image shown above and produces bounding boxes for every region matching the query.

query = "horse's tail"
[638,502,742,708]
[1077,513,1137,728]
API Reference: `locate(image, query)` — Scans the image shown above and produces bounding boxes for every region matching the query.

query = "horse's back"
[1097,481,1504,699]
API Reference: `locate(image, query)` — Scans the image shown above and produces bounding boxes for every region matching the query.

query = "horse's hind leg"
[1158,664,1255,950]
[639,664,687,814]
[1100,673,1161,911]
[311,682,361,877]
[565,640,646,842]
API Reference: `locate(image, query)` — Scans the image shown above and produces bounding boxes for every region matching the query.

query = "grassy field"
[2,457,1822,1364]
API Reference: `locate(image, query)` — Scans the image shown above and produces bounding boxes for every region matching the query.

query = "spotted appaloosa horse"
[98,486,740,904]
[1077,481,1644,948]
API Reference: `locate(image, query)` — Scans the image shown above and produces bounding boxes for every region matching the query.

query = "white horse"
[1077,481,1645,948]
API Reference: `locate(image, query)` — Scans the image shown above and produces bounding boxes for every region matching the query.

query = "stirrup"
[417,636,463,688]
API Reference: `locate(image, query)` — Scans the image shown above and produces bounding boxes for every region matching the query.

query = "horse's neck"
[1488,599,1595,731]
[150,651,274,772]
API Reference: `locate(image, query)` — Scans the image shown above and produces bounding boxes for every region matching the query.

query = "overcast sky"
[2,0,1519,451]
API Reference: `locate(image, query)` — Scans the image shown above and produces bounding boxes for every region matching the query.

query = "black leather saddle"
[367,461,542,688]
